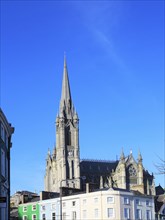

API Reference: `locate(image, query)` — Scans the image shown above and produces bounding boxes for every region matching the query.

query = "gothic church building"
[44,58,155,196]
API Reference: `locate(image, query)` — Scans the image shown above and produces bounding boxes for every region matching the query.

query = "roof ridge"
[81,159,118,163]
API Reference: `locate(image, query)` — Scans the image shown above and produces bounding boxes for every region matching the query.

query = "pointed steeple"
[60,56,73,117]
[138,150,142,163]
[120,148,125,161]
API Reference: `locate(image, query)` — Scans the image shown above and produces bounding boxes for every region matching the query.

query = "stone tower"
[44,57,80,192]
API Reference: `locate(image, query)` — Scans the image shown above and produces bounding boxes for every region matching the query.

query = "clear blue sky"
[1,1,164,195]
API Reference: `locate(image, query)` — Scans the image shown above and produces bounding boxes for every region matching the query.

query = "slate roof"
[80,159,118,176]
[13,191,38,196]
[156,184,165,195]
[155,194,165,213]
[30,196,40,202]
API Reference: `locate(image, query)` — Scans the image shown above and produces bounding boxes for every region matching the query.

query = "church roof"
[80,159,118,176]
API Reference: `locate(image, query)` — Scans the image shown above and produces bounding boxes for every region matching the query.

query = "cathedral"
[44,57,155,196]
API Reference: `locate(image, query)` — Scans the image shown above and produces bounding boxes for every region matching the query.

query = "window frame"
[124,197,130,205]
[83,210,87,219]
[41,205,46,211]
[124,207,130,219]
[52,212,56,220]
[94,197,98,203]
[107,208,114,218]
[32,204,36,211]
[146,200,151,206]
[1,123,5,142]
[23,215,27,220]
[52,203,56,210]
[94,208,99,218]
[42,213,46,220]
[83,199,86,205]
[1,148,6,177]
[32,214,37,220]
[146,210,151,220]
[72,211,76,220]
[107,196,114,204]
[63,212,66,220]
[23,206,27,212]
[136,199,141,206]
[136,209,142,219]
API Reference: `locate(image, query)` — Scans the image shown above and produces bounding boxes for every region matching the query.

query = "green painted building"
[18,202,40,220]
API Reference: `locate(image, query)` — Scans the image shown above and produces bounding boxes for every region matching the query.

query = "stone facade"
[44,58,155,196]
[0,108,14,220]
[44,57,80,192]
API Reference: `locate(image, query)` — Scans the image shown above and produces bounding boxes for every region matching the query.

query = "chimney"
[86,183,89,193]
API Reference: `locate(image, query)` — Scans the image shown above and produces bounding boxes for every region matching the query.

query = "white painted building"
[39,187,155,220]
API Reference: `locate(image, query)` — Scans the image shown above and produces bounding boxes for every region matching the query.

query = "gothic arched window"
[128,165,137,177]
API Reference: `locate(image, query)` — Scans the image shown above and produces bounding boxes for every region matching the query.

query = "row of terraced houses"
[18,187,155,220]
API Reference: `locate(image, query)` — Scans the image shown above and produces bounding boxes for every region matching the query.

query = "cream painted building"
[19,187,155,220]
[59,187,155,220]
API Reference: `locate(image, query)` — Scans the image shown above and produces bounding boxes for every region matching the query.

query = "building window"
[136,199,141,205]
[72,201,76,206]
[23,206,27,212]
[23,216,27,220]
[1,123,5,142]
[146,210,151,220]
[124,208,130,219]
[72,211,76,220]
[63,212,66,220]
[83,210,87,219]
[107,208,114,218]
[124,197,130,205]
[146,200,151,206]
[6,135,8,149]
[83,199,86,205]
[94,197,98,203]
[62,202,66,208]
[1,148,6,177]
[32,205,36,211]
[41,205,45,211]
[32,214,36,220]
[128,165,137,177]
[136,209,142,219]
[42,213,46,220]
[94,208,99,218]
[52,204,56,210]
[107,197,114,204]
[52,212,56,220]
[71,160,75,178]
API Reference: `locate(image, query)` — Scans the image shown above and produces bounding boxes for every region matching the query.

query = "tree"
[155,157,165,175]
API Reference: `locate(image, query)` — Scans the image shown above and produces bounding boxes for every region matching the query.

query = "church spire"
[60,56,73,117]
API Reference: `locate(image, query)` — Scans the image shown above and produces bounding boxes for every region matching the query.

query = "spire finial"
[60,55,72,116]
[64,52,67,67]
[138,149,142,162]
[120,148,125,160]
